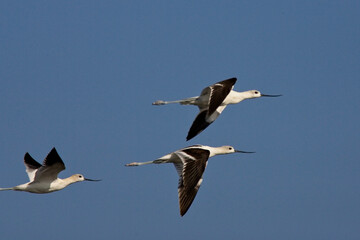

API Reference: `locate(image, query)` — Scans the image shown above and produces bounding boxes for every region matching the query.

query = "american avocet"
[0,147,100,193]
[125,145,254,216]
[153,77,281,141]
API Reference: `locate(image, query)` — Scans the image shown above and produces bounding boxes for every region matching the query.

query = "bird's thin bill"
[84,178,101,181]
[260,94,282,97]
[235,150,256,153]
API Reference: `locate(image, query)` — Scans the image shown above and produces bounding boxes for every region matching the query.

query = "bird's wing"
[186,110,211,141]
[33,148,66,182]
[205,77,236,116]
[174,148,210,216]
[186,105,227,141]
[24,152,42,182]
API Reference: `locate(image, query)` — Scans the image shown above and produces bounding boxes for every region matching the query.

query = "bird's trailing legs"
[152,97,198,106]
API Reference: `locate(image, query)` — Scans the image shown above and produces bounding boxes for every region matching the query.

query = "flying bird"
[0,147,100,193]
[153,77,281,140]
[125,145,254,216]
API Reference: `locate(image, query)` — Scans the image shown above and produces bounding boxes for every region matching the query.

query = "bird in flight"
[0,147,100,193]
[153,77,281,140]
[125,144,254,216]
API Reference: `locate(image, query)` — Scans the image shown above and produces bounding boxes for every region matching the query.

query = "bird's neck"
[55,177,77,189]
[208,147,228,157]
[226,91,251,104]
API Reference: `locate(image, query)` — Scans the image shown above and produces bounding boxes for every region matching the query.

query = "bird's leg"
[125,161,152,166]
[125,159,168,167]
[152,96,199,106]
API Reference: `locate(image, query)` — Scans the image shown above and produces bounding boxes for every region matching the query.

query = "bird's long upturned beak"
[84,178,101,181]
[261,94,282,97]
[235,150,256,153]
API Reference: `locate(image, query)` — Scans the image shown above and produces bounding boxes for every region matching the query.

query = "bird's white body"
[0,148,99,194]
[223,90,259,105]
[153,78,281,140]
[154,90,257,107]
[125,145,254,216]
[5,174,85,194]
[126,145,239,166]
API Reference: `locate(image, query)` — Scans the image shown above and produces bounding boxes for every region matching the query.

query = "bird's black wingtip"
[43,147,64,166]
[180,209,187,217]
[186,133,196,141]
[24,152,42,169]
[228,77,237,84]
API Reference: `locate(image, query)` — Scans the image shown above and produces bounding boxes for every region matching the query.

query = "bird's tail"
[0,187,13,191]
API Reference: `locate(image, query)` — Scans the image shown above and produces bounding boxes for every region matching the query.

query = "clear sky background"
[0,1,359,239]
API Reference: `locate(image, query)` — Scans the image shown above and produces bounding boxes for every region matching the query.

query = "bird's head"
[71,174,101,182]
[219,146,255,154]
[247,90,282,99]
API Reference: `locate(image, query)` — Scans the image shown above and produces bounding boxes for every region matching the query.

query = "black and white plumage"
[125,145,254,216]
[153,77,281,141]
[0,147,100,193]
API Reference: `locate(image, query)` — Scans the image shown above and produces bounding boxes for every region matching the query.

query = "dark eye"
[255,91,259,94]
[79,175,82,178]
[228,147,232,150]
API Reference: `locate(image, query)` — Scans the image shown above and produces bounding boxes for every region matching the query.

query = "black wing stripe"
[177,148,209,216]
[24,153,42,169]
[186,110,212,141]
[208,78,236,116]
[179,185,200,216]
[179,148,209,188]
[181,148,210,160]
[43,147,65,167]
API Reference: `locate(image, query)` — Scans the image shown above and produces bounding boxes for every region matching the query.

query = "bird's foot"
[125,162,139,167]
[152,100,166,105]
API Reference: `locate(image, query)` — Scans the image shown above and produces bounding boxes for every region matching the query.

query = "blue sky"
[0,1,359,239]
